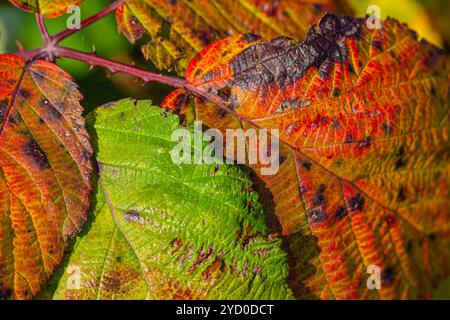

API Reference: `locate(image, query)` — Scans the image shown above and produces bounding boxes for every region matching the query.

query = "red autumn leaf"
[0,54,93,299]
[115,0,353,74]
[163,14,450,299]
[7,0,82,18]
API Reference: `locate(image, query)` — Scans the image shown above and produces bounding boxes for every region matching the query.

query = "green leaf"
[51,99,293,300]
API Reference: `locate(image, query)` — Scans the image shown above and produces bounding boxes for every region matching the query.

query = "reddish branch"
[57,47,187,89]
[36,13,51,44]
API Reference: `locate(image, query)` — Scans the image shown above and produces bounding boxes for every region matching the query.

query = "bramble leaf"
[163,14,450,299]
[115,0,353,74]
[51,99,293,300]
[0,54,93,299]
[8,0,82,18]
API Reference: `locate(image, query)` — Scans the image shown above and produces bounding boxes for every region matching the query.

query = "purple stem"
[36,13,51,44]
[56,47,187,89]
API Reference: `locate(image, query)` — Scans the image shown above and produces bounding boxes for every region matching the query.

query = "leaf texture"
[52,99,293,300]
[162,14,450,299]
[115,0,353,74]
[0,54,93,299]
[8,0,82,18]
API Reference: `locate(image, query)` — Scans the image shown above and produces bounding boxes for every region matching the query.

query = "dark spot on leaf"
[331,117,340,129]
[395,146,407,169]
[202,71,213,82]
[409,29,418,40]
[387,215,396,225]
[382,266,394,285]
[312,193,326,206]
[242,33,260,43]
[0,99,8,123]
[217,108,227,119]
[279,154,287,165]
[301,160,312,171]
[348,193,365,212]
[40,99,50,107]
[358,136,371,148]
[42,100,63,120]
[8,113,19,125]
[434,171,442,181]
[332,88,340,97]
[428,233,437,242]
[22,139,50,169]
[124,210,142,224]
[175,93,188,114]
[381,123,393,135]
[335,206,347,220]
[130,16,138,25]
[19,89,30,99]
[81,150,90,162]
[0,286,12,300]
[198,31,213,46]
[396,145,405,157]
[347,62,355,74]
[397,186,406,202]
[217,86,232,102]
[371,39,382,51]
[194,69,202,77]
[406,241,413,252]
[312,4,323,14]
[430,85,437,97]
[344,134,353,143]
[306,208,327,225]
[395,158,406,169]
[317,184,326,193]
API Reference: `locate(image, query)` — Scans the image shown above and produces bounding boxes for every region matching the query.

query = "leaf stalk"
[57,47,187,89]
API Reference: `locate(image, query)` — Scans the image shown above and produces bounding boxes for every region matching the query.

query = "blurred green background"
[0,0,449,299]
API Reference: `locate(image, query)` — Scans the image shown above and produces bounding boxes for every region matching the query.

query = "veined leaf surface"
[8,0,82,18]
[163,14,450,299]
[116,0,353,74]
[0,54,93,299]
[52,99,293,300]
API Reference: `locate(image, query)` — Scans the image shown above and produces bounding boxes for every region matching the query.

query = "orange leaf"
[0,54,93,299]
[163,14,450,299]
[7,0,82,18]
